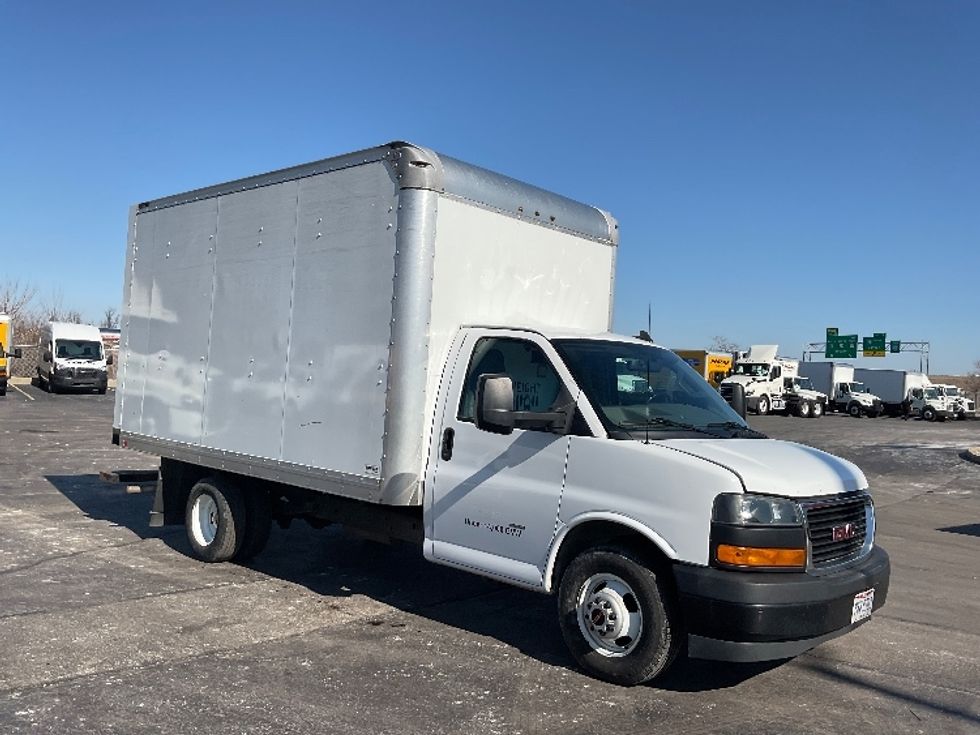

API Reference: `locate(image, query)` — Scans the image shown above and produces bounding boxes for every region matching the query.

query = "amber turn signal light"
[716,544,806,568]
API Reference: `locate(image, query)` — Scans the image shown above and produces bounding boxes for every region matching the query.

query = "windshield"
[733,363,769,377]
[553,340,752,438]
[848,382,869,394]
[945,387,959,397]
[795,377,814,391]
[924,388,939,399]
[55,339,102,360]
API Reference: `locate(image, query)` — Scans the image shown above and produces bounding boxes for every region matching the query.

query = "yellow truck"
[0,314,23,397]
[672,349,733,389]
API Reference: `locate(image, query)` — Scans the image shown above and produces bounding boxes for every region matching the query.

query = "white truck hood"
[659,438,867,498]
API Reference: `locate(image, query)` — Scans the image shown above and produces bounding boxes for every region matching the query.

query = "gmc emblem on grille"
[832,523,857,542]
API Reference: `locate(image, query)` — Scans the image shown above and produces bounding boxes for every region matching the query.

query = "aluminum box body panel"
[116,143,618,506]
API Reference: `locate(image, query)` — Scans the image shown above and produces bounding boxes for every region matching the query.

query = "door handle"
[440,427,455,461]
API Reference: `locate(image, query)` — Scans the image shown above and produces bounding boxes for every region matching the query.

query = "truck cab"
[910,386,950,421]
[719,345,789,415]
[783,375,828,418]
[935,384,975,420]
[424,328,888,684]
[834,381,882,417]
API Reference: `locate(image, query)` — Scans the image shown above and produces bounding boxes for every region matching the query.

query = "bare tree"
[0,279,37,319]
[101,306,120,329]
[710,335,741,353]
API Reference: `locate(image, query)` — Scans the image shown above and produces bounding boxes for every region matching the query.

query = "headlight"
[711,493,807,570]
[712,493,802,526]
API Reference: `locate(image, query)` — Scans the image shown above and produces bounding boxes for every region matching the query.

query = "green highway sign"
[826,334,858,359]
[863,333,887,357]
[890,340,901,353]
[826,327,838,339]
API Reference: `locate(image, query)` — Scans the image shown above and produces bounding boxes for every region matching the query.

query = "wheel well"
[550,521,672,591]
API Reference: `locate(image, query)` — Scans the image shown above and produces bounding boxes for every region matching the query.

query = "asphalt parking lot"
[1,384,978,734]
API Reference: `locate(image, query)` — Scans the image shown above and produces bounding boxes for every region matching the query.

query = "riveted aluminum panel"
[280,162,399,483]
[127,199,218,442]
[378,187,439,505]
[118,206,156,434]
[202,182,299,457]
[438,154,618,246]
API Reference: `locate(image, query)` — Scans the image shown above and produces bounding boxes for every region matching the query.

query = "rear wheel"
[186,477,246,562]
[756,395,770,415]
[811,401,824,418]
[558,547,680,686]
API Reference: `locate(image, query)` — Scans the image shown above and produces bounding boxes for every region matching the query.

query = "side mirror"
[107,354,114,366]
[730,383,747,419]
[11,348,22,359]
[476,375,515,435]
[43,350,52,363]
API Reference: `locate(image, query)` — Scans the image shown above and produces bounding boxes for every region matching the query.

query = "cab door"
[424,330,579,588]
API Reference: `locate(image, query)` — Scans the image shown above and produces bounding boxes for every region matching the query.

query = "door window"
[458,337,562,425]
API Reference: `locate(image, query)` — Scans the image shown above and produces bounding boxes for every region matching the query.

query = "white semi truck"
[719,346,827,417]
[934,384,975,420]
[798,362,883,417]
[852,368,950,420]
[113,142,889,685]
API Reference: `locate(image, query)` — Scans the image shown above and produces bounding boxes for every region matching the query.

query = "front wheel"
[797,401,812,418]
[922,406,936,422]
[558,548,680,686]
[848,402,862,418]
[756,395,770,415]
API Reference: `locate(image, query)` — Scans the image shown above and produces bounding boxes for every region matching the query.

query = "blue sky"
[1,2,977,373]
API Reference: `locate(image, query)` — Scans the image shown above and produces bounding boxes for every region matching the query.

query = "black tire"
[185,477,247,562]
[922,406,936,422]
[97,386,107,395]
[811,401,824,418]
[847,402,862,418]
[238,487,272,561]
[797,401,812,418]
[756,395,770,416]
[558,547,680,686]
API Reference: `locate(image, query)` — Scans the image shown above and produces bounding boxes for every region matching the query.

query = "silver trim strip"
[119,431,382,502]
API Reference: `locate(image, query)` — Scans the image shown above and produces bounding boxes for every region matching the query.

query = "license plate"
[851,588,875,624]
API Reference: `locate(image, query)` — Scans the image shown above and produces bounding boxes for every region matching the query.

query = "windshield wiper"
[620,417,724,438]
[706,421,767,438]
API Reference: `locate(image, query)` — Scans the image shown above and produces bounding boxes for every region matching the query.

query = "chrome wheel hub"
[577,573,643,657]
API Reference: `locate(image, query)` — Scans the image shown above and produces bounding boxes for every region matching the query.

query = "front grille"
[76,368,97,378]
[802,492,871,568]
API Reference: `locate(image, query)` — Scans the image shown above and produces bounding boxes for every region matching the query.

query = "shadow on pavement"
[46,472,780,692]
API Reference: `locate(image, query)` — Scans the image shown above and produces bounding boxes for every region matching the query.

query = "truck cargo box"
[114,142,619,506]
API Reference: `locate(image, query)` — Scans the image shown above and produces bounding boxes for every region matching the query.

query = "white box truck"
[36,321,112,394]
[798,362,883,417]
[113,142,889,685]
[853,368,950,420]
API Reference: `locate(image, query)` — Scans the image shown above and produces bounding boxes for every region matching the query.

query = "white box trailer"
[114,142,888,685]
[853,368,948,419]
[852,368,928,407]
